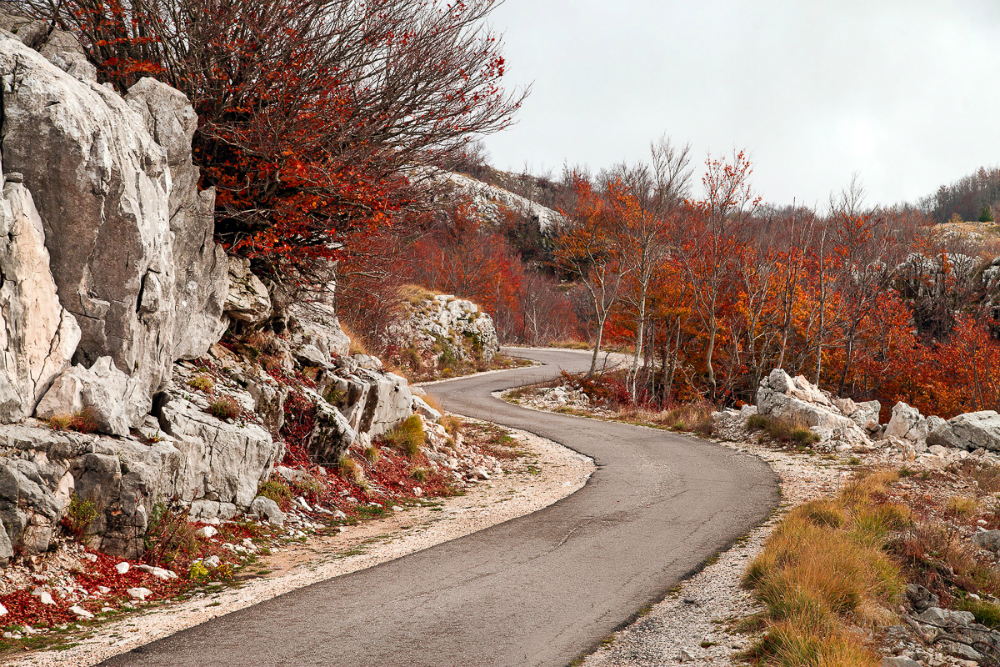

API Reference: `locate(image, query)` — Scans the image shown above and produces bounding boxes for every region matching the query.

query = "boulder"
[249,496,285,526]
[1,34,177,398]
[927,411,1000,452]
[885,402,929,444]
[755,369,872,450]
[392,290,500,365]
[126,78,229,359]
[35,357,150,436]
[336,371,415,438]
[303,389,357,465]
[972,530,1000,553]
[224,257,272,325]
[155,391,280,508]
[0,183,81,422]
[413,396,442,422]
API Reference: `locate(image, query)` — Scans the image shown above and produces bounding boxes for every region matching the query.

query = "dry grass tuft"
[382,415,425,458]
[742,470,907,667]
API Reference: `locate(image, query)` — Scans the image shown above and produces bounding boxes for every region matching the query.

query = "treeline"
[550,142,1000,420]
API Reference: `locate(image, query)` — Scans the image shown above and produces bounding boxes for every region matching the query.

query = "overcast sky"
[482,0,1000,210]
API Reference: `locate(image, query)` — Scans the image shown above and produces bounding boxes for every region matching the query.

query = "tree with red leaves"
[20,0,527,279]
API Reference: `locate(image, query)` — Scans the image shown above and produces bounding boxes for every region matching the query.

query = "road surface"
[100,348,779,667]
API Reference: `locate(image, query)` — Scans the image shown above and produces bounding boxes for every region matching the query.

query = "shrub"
[47,414,73,431]
[409,467,430,482]
[257,480,293,509]
[187,374,214,393]
[144,504,199,567]
[64,494,99,537]
[337,456,366,486]
[383,415,425,458]
[65,407,100,434]
[189,560,210,582]
[209,396,241,421]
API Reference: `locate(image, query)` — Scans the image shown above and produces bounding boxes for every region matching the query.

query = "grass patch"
[382,415,425,458]
[741,470,906,667]
[208,396,240,420]
[746,414,820,446]
[187,374,214,393]
[257,479,293,509]
[337,456,366,486]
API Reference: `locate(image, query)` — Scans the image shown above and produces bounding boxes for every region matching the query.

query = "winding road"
[100,348,779,667]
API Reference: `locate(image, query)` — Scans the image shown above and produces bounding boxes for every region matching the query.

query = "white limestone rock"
[126,78,229,359]
[0,33,178,399]
[0,183,81,423]
[35,357,150,436]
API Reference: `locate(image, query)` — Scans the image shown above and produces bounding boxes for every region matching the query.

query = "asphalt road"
[100,348,779,667]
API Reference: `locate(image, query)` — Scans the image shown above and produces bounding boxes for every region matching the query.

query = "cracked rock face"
[1,34,177,398]
[756,369,874,450]
[0,183,81,423]
[126,78,229,359]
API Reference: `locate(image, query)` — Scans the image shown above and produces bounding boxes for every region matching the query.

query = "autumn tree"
[680,151,760,400]
[18,0,528,280]
[604,137,692,400]
[553,175,627,376]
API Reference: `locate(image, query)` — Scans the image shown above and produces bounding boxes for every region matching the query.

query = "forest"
[17,0,1000,422]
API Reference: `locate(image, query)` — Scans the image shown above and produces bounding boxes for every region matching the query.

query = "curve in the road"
[99,348,779,667]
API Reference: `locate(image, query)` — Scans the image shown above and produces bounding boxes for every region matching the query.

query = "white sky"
[483,0,1000,209]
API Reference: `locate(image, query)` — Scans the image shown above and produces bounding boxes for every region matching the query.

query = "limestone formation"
[225,257,272,325]
[126,78,229,359]
[1,34,177,398]
[35,357,150,436]
[755,369,874,450]
[393,290,501,365]
[927,411,1000,452]
[0,183,81,423]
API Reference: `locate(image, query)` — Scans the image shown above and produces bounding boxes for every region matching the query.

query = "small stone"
[332,510,347,520]
[678,648,695,662]
[4,173,23,184]
[97,586,111,595]
[115,562,130,575]
[203,555,221,569]
[391,506,403,512]
[882,658,922,667]
[137,564,177,580]
[127,587,153,601]
[195,526,218,540]
[0,603,7,616]
[69,605,93,619]
[32,589,55,605]
[413,487,423,497]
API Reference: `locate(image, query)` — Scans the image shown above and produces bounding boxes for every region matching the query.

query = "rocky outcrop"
[154,368,282,509]
[35,357,150,436]
[431,170,565,234]
[755,369,876,450]
[224,257,272,326]
[926,411,1000,452]
[126,78,229,359]
[393,289,500,366]
[0,183,81,423]
[2,35,177,398]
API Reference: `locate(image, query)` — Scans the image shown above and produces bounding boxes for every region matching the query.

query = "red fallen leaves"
[0,551,186,629]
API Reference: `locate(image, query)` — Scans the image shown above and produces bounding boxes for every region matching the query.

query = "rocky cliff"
[0,22,419,561]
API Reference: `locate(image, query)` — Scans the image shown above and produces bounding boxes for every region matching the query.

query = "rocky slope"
[0,19,423,564]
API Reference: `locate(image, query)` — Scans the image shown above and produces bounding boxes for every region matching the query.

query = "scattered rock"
[127,587,153,601]
[249,496,285,526]
[115,562,130,575]
[69,604,93,619]
[195,526,218,540]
